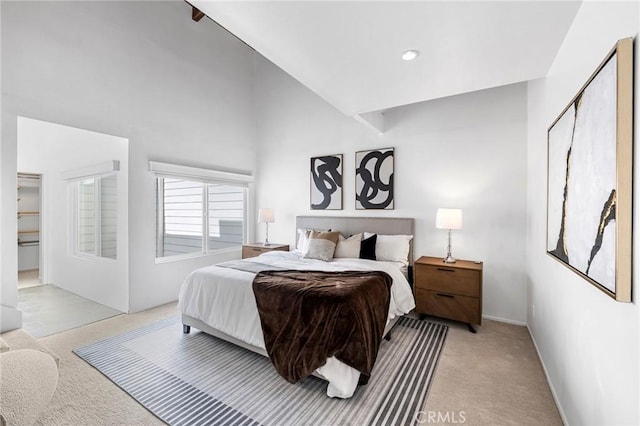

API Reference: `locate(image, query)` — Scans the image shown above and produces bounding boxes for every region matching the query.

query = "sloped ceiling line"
[190,1,582,134]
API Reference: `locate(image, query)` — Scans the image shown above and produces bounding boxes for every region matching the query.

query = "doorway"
[17,117,129,337]
[17,172,42,289]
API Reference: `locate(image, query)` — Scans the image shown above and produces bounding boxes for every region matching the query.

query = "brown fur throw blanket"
[252,270,392,384]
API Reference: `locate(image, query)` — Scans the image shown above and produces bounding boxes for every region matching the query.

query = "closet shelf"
[17,173,40,180]
[18,241,40,247]
[17,172,41,249]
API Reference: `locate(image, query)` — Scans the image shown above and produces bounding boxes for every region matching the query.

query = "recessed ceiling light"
[402,50,419,61]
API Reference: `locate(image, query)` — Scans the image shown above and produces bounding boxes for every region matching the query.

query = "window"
[158,178,204,257]
[152,162,251,260]
[75,174,118,259]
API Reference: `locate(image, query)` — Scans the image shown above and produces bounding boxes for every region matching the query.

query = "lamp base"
[263,223,270,246]
[443,229,456,263]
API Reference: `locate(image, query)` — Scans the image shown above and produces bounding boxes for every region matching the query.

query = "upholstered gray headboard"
[295,216,415,264]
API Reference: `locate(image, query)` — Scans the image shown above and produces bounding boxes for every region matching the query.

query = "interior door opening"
[17,172,42,289]
[16,116,129,337]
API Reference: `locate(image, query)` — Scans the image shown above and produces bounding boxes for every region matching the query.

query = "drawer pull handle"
[436,293,455,298]
[436,268,455,273]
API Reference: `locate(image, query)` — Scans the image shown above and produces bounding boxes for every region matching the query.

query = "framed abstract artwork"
[355,147,394,210]
[310,154,342,210]
[546,38,633,302]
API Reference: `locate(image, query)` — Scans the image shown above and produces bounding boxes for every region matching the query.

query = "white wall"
[526,2,639,424]
[1,1,257,318]
[0,0,3,307]
[18,117,129,312]
[254,57,528,324]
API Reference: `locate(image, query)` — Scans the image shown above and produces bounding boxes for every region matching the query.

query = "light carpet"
[74,316,447,426]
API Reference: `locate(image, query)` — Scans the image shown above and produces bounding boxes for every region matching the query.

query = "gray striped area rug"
[74,316,447,426]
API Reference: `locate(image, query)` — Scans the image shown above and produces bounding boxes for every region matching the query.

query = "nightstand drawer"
[415,264,480,297]
[241,244,289,259]
[416,288,481,324]
[242,246,267,259]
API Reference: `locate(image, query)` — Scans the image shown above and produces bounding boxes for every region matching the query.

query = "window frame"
[71,172,118,261]
[150,161,254,263]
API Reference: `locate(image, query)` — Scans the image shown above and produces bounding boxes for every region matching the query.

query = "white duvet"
[177,250,416,398]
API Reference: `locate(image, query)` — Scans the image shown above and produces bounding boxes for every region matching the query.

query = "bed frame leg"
[183,325,191,334]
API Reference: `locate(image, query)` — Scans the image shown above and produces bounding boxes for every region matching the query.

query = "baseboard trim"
[482,314,527,326]
[527,325,569,426]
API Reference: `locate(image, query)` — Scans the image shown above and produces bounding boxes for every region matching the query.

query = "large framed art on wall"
[355,148,394,210]
[310,154,343,210]
[546,37,633,302]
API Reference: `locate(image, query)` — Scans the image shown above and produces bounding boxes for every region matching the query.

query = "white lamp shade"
[435,208,463,230]
[258,208,275,223]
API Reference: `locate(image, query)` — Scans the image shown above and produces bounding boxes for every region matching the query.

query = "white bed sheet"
[177,251,416,398]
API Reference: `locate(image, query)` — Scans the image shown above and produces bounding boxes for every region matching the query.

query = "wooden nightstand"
[241,243,289,259]
[414,256,483,333]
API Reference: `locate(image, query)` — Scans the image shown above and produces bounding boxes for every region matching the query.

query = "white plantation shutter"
[74,174,117,259]
[64,161,119,260]
[100,175,118,259]
[161,178,204,257]
[207,184,245,250]
[77,178,96,255]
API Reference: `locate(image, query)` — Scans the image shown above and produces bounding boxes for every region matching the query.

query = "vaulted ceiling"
[192,1,581,131]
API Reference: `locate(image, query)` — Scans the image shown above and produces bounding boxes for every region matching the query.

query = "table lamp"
[435,208,463,263]
[258,208,275,246]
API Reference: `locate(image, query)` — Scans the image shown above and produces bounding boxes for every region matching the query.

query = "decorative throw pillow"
[375,234,414,265]
[334,233,363,258]
[359,234,377,260]
[297,228,331,254]
[303,231,341,261]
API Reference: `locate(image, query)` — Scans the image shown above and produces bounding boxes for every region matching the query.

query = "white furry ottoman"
[0,348,59,425]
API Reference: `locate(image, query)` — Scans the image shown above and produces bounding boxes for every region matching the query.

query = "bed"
[178,216,416,398]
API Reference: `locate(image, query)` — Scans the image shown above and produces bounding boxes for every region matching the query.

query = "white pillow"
[375,234,414,265]
[334,233,363,258]
[296,229,312,254]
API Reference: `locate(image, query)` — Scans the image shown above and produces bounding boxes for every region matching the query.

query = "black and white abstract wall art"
[546,38,632,302]
[310,154,343,210]
[355,148,394,210]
